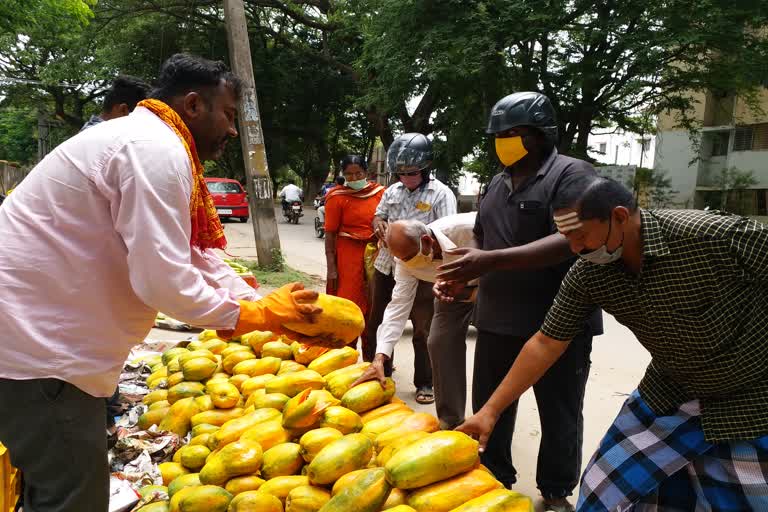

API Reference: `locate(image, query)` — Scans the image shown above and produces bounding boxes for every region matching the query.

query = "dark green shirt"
[542,209,768,442]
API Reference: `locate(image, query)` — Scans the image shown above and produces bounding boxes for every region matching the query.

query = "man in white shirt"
[354,213,476,428]
[279,179,303,214]
[0,54,318,512]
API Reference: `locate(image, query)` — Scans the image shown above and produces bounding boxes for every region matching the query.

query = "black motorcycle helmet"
[386,133,433,183]
[486,92,558,146]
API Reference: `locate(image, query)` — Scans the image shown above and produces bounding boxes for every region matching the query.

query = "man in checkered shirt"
[458,176,768,511]
[367,133,456,404]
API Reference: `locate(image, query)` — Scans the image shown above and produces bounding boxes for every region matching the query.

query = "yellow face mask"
[495,136,528,167]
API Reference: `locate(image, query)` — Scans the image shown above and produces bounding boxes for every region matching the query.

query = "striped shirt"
[374,177,457,274]
[542,209,768,441]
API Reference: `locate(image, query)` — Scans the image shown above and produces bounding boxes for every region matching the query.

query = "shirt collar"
[431,225,456,253]
[396,178,435,193]
[503,148,559,179]
[640,209,670,257]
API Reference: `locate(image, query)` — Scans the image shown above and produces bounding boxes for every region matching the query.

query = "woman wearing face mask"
[324,155,385,349]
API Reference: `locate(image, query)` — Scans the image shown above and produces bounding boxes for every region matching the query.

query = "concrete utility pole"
[223,0,282,267]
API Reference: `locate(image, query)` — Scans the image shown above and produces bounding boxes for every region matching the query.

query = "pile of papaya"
[135,324,532,511]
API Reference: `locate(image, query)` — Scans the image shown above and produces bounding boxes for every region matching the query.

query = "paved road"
[154,206,650,509]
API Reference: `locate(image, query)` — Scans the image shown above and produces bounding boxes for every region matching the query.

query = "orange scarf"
[137,99,227,250]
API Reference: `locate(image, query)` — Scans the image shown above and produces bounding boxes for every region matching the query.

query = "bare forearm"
[324,232,338,270]
[481,332,570,418]
[488,234,572,271]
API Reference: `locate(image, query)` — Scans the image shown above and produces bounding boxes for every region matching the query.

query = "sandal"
[415,386,435,404]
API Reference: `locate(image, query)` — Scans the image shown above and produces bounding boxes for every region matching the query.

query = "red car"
[204,177,249,223]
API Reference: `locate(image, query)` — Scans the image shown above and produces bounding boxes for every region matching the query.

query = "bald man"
[353,213,476,428]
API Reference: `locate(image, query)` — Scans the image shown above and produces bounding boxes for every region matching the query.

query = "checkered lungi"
[577,390,768,511]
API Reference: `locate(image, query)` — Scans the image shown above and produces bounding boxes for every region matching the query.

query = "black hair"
[341,155,367,172]
[287,179,295,185]
[552,176,637,220]
[150,54,243,104]
[335,176,346,185]
[103,75,150,112]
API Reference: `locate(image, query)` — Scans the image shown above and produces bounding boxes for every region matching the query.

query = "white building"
[588,129,655,168]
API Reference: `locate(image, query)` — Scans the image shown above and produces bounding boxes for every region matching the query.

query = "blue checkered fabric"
[578,390,768,511]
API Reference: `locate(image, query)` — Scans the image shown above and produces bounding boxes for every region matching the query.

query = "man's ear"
[117,103,130,117]
[182,92,205,119]
[613,206,631,225]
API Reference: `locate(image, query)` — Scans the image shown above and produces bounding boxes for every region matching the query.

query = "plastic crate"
[0,442,20,512]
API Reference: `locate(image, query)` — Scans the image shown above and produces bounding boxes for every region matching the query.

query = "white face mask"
[401,238,434,269]
[578,217,624,265]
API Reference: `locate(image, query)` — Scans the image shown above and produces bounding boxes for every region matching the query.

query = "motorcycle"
[284,200,303,224]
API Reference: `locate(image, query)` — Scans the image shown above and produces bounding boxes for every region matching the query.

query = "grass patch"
[234,258,320,289]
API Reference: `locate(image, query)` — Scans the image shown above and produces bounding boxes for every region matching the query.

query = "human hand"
[437,247,496,282]
[373,217,389,246]
[350,354,388,387]
[455,409,499,452]
[432,280,467,303]
[326,267,338,294]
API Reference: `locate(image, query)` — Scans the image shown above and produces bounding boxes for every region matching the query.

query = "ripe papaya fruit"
[359,403,412,424]
[224,475,265,496]
[139,407,170,430]
[278,360,307,375]
[159,397,200,436]
[318,406,363,434]
[223,351,257,374]
[291,342,329,365]
[240,374,275,397]
[317,467,390,512]
[249,392,290,411]
[143,389,169,405]
[324,363,371,399]
[340,378,395,414]
[285,485,331,512]
[261,340,293,360]
[306,433,373,485]
[299,427,344,463]
[374,412,440,449]
[383,488,409,509]
[227,490,283,512]
[177,445,211,472]
[171,485,232,512]
[258,475,309,504]
[189,408,244,427]
[282,294,365,348]
[167,382,205,405]
[240,419,291,451]
[446,489,533,512]
[199,439,263,486]
[375,430,430,466]
[241,330,278,354]
[261,442,304,480]
[265,370,325,397]
[360,410,414,440]
[158,462,190,486]
[167,472,201,497]
[181,357,218,382]
[307,346,359,376]
[206,381,241,409]
[207,408,281,451]
[233,356,282,377]
[406,468,503,511]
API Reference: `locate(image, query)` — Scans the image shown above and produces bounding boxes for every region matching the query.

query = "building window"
[598,142,607,154]
[711,131,730,156]
[733,123,768,152]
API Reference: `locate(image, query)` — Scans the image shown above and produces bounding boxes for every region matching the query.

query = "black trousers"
[0,378,109,512]
[366,269,433,388]
[473,329,592,499]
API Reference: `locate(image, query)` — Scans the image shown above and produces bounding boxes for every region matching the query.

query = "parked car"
[204,177,249,223]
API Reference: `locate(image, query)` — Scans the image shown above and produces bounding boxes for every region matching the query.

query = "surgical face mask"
[346,179,368,191]
[401,238,434,269]
[578,217,624,265]
[495,136,529,167]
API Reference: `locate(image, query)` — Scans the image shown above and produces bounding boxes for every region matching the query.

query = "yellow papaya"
[278,360,307,375]
[283,294,365,348]
[318,406,363,434]
[384,506,417,512]
[360,410,414,440]
[189,433,211,447]
[167,382,205,405]
[306,433,373,485]
[138,484,168,499]
[317,467,390,512]
[206,381,241,409]
[199,439,263,486]
[261,442,304,480]
[177,445,211,471]
[201,339,228,354]
[220,344,253,359]
[193,394,214,412]
[330,468,375,496]
[374,413,440,449]
[136,502,170,512]
[324,363,371,399]
[262,340,294,360]
[143,389,169,405]
[167,473,201,497]
[259,475,309,503]
[208,408,281,451]
[159,397,201,436]
[162,347,188,366]
[285,485,331,512]
[307,347,359,376]
[291,343,329,365]
[159,462,190,486]
[190,408,244,427]
[224,475,265,496]
[340,378,395,414]
[383,488,409,509]
[198,329,218,341]
[139,407,170,430]
[299,427,344,463]
[446,489,533,512]
[147,367,169,388]
[244,388,267,408]
[167,371,186,388]
[240,419,291,451]
[172,484,232,512]
[250,392,290,411]
[177,349,217,365]
[223,351,257,374]
[266,370,325,397]
[359,403,412,424]
[227,490,283,512]
[307,390,340,407]
[182,357,218,382]
[384,431,480,489]
[406,469,504,512]
[191,423,220,437]
[149,400,171,411]
[241,330,278,354]
[229,374,250,391]
[240,374,275,397]
[375,430,430,466]
[282,389,331,430]
[233,356,282,377]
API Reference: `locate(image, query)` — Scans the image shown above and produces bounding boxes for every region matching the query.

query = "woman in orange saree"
[324,155,385,354]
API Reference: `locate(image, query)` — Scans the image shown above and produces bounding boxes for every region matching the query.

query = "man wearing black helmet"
[367,133,457,405]
[436,92,602,511]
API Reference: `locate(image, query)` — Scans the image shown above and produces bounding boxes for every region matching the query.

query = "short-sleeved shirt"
[542,209,768,442]
[374,177,457,275]
[474,149,603,337]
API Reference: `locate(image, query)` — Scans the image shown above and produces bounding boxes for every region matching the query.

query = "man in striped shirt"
[458,176,768,511]
[367,133,456,404]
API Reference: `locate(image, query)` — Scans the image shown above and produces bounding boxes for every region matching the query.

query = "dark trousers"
[366,269,433,388]
[0,378,109,512]
[473,329,592,499]
[427,299,473,429]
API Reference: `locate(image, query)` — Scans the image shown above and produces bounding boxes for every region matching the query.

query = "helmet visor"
[387,147,431,174]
